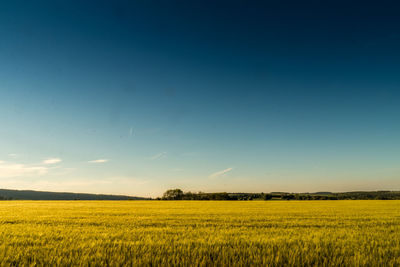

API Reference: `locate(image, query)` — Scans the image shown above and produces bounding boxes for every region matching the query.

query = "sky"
[0,0,399,197]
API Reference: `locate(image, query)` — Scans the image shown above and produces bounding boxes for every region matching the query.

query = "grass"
[0,200,400,266]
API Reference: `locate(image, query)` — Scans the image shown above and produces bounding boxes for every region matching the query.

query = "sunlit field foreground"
[1,201,400,266]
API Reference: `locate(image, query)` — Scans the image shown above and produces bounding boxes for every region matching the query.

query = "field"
[0,201,400,266]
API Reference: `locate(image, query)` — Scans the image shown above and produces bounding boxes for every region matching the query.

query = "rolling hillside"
[0,189,147,200]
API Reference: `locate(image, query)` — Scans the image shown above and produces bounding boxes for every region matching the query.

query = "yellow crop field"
[1,200,400,266]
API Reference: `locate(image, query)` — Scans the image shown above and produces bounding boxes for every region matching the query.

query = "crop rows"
[0,200,399,266]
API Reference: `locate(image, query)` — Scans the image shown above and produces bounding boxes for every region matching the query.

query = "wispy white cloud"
[209,167,233,178]
[129,127,134,136]
[0,161,49,178]
[149,152,167,160]
[43,158,62,165]
[8,154,18,159]
[88,159,109,163]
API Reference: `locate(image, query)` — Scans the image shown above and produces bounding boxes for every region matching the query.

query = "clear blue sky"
[0,0,399,197]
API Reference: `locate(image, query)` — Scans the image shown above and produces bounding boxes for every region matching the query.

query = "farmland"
[0,201,400,266]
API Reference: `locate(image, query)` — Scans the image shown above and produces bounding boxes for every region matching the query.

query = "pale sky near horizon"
[0,0,399,197]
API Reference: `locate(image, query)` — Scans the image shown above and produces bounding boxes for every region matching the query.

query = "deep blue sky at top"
[0,0,399,195]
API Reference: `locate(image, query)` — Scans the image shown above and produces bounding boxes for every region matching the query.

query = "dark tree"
[263,194,273,200]
[162,189,184,200]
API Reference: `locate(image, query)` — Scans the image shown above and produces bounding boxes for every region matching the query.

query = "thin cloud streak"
[43,158,62,164]
[0,161,48,178]
[88,159,109,163]
[209,167,233,178]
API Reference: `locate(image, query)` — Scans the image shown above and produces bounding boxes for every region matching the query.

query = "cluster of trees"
[159,189,325,200]
[160,189,235,200]
[331,191,400,200]
[160,189,400,200]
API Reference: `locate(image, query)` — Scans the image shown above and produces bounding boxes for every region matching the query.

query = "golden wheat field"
[0,200,400,266]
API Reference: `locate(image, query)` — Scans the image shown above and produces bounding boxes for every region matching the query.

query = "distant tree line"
[160,189,400,200]
[0,189,148,200]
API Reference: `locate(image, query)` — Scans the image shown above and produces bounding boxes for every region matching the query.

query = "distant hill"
[312,192,333,195]
[0,189,148,200]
